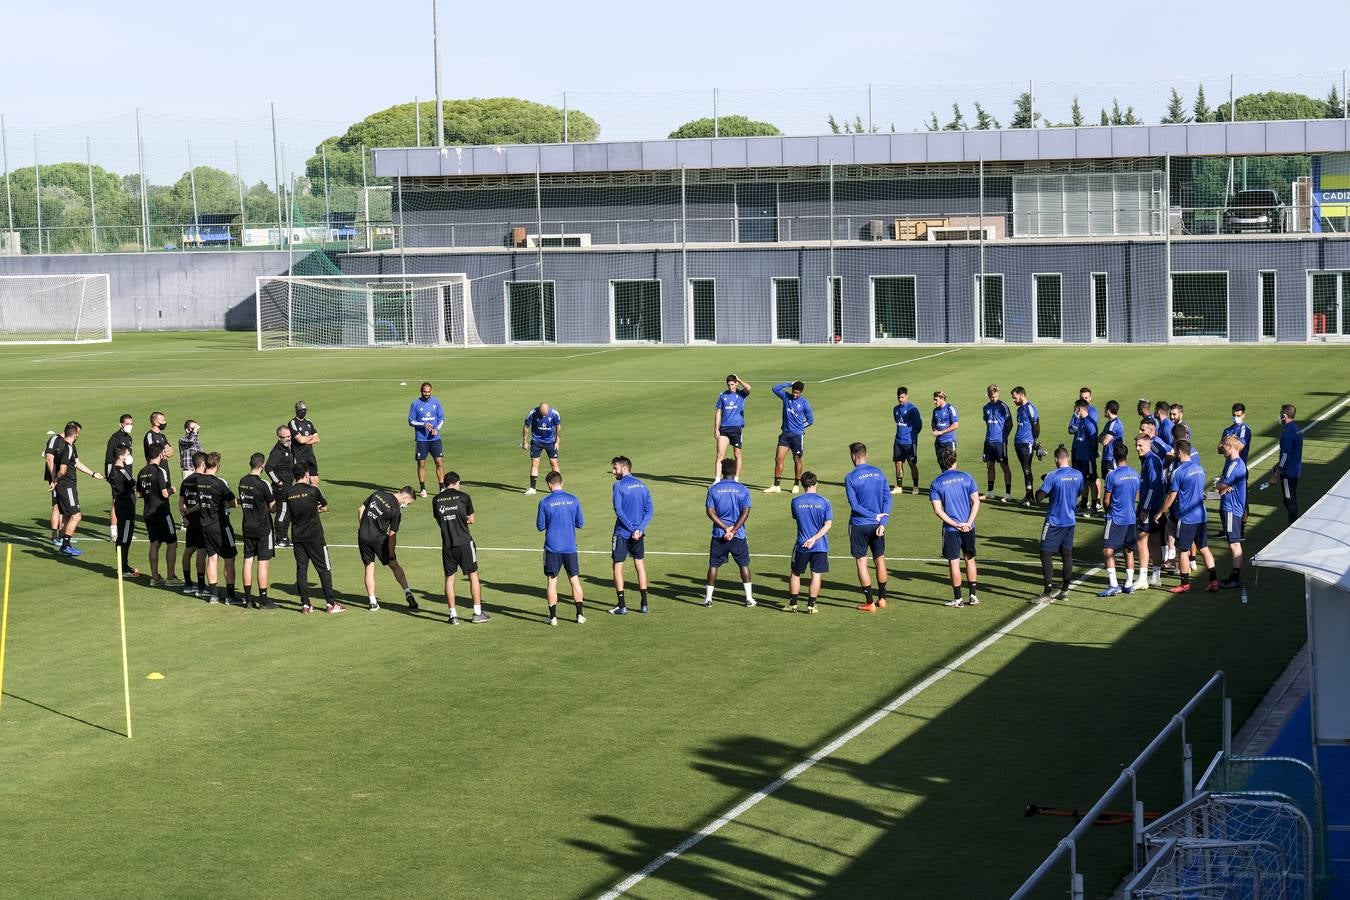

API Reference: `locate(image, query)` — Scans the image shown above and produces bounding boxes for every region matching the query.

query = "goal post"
[255,273,480,350]
[0,274,112,344]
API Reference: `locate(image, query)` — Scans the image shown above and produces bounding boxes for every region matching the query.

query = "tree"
[944,103,967,131]
[1161,88,1191,124]
[1326,85,1345,119]
[1193,85,1215,123]
[1099,108,1109,126]
[1216,91,1324,122]
[1010,92,1039,128]
[827,114,842,135]
[668,115,780,139]
[305,98,598,189]
[973,102,999,130]
[1070,96,1084,127]
[853,115,866,135]
[926,111,940,132]
[1122,106,1141,125]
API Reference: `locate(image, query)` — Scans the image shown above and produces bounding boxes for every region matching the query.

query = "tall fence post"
[270,102,283,251]
[0,114,12,239]
[1164,154,1172,343]
[713,88,720,138]
[321,142,331,239]
[562,92,569,143]
[415,97,421,148]
[535,167,545,339]
[234,141,247,245]
[187,141,200,249]
[828,162,835,341]
[680,165,688,344]
[136,108,149,252]
[1028,80,1035,127]
[1229,74,1236,120]
[867,84,873,133]
[396,172,406,283]
[86,137,98,253]
[978,157,985,343]
[432,0,445,149]
[33,136,41,254]
[360,143,371,250]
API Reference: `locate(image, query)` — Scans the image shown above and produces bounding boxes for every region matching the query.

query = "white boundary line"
[597,566,1101,900]
[818,348,963,383]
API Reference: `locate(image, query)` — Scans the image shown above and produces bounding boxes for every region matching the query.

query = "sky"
[2,0,1348,183]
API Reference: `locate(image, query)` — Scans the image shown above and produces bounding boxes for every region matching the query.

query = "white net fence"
[0,274,110,344]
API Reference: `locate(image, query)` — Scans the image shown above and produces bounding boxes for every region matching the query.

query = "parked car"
[1223,190,1286,234]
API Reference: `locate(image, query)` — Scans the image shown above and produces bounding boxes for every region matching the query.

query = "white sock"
[473,604,481,615]
[1125,570,1135,588]
[1152,566,1162,580]
[1107,567,1118,587]
[1137,566,1147,584]
[449,608,458,618]
[369,594,377,603]
[743,582,754,602]
[404,587,413,596]
[704,584,715,604]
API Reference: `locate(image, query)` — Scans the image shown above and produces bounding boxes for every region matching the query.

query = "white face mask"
[122,453,134,466]
[122,423,133,434]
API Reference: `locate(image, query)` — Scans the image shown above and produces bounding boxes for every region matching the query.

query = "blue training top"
[772,383,814,436]
[1042,467,1085,527]
[1014,401,1039,446]
[932,403,959,445]
[893,402,923,445]
[1104,465,1140,525]
[843,463,892,527]
[1170,459,1209,526]
[790,493,832,552]
[706,479,752,539]
[1278,422,1303,477]
[612,474,654,539]
[1219,457,1247,516]
[408,396,445,442]
[930,469,978,533]
[524,407,562,445]
[716,389,749,429]
[982,400,1012,445]
[536,489,584,552]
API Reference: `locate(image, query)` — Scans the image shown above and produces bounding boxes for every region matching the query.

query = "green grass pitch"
[0,334,1346,898]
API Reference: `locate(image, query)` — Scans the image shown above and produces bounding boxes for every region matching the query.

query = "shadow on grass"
[2,692,126,737]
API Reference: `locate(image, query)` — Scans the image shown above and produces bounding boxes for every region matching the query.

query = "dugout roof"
[1254,466,1350,593]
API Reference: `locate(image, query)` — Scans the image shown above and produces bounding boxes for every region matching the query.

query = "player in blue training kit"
[1011,386,1042,505]
[609,456,654,615]
[1099,441,1140,597]
[1068,399,1099,513]
[522,402,562,495]
[930,445,981,608]
[1035,445,1085,602]
[845,442,893,612]
[1133,429,1168,591]
[1216,434,1248,589]
[787,471,832,613]
[1097,400,1125,510]
[1158,440,1218,594]
[408,382,446,497]
[981,384,1014,502]
[930,390,959,462]
[713,374,751,482]
[891,386,924,495]
[706,458,756,607]
[1267,403,1303,522]
[536,471,585,624]
[1220,403,1252,464]
[765,381,814,493]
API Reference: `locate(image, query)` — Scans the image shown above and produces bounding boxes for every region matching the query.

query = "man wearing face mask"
[266,426,297,548]
[288,401,321,484]
[1267,404,1303,522]
[1220,403,1252,463]
[178,420,202,476]
[105,413,135,535]
[143,411,173,477]
[110,446,140,577]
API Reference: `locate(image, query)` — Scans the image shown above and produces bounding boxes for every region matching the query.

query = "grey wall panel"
[642,141,678,170]
[470,147,507,175]
[1226,123,1266,155]
[1148,126,1187,157]
[539,144,574,172]
[996,130,1034,161]
[890,132,928,162]
[783,137,819,166]
[505,146,541,174]
[927,132,964,163]
[573,143,608,172]
[1038,128,1076,160]
[607,142,644,172]
[1305,118,1348,153]
[676,141,713,170]
[1264,121,1305,154]
[854,134,890,164]
[745,138,783,167]
[1111,127,1150,158]
[817,135,854,165]
[1076,128,1112,158]
[711,140,747,169]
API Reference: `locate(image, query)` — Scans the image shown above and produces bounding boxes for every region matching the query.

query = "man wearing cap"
[289,401,322,484]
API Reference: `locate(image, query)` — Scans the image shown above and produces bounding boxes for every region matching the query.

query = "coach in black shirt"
[110,447,139,576]
[143,411,172,477]
[288,401,321,482]
[266,425,297,546]
[357,486,418,611]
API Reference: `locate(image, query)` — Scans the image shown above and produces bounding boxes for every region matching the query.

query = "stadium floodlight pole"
[271,102,283,251]
[136,108,149,252]
[432,0,445,149]
[33,136,41,255]
[86,137,98,253]
[234,141,247,243]
[1,114,13,238]
[187,141,201,248]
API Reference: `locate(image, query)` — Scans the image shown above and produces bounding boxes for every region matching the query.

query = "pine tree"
[853,115,865,135]
[1070,96,1084,127]
[1100,108,1109,126]
[926,111,940,132]
[973,102,1000,130]
[1109,99,1124,126]
[1123,106,1141,125]
[827,114,841,135]
[1193,84,1214,123]
[1326,85,1345,119]
[945,103,967,131]
[1161,87,1191,124]
[1011,92,1039,128]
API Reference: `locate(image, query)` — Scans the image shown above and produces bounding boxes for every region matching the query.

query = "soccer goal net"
[0,274,112,344]
[255,273,480,350]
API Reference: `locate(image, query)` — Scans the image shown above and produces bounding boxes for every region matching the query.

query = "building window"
[1092,273,1108,341]
[690,279,715,343]
[612,280,662,342]
[872,276,917,341]
[1170,273,1228,339]
[506,281,556,342]
[773,278,800,342]
[1260,271,1276,340]
[1034,274,1063,341]
[977,274,1004,341]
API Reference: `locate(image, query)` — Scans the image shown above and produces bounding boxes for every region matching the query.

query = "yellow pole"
[0,544,11,714]
[115,555,132,739]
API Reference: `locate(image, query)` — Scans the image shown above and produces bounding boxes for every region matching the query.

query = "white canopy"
[1253,467,1350,594]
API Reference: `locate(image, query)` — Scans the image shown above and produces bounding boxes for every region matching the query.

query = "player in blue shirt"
[1154,401,1174,444]
[609,455,654,615]
[536,471,585,624]
[706,458,756,607]
[765,381,814,493]
[1097,400,1125,508]
[1267,403,1303,522]
[1078,387,1100,426]
[521,402,562,495]
[891,386,924,495]
[845,442,893,612]
[713,374,751,482]
[1011,386,1042,506]
[931,390,959,462]
[1157,440,1219,594]
[1068,399,1099,513]
[1099,442,1140,597]
[1220,402,1252,464]
[408,382,446,497]
[981,384,1014,502]
[1034,445,1085,603]
[1132,431,1168,592]
[787,472,832,613]
[1216,434,1248,590]
[930,446,981,608]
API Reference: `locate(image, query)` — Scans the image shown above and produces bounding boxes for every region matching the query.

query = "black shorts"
[934,438,956,458]
[942,530,977,561]
[892,442,916,464]
[1015,443,1035,473]
[612,534,645,562]
[243,530,276,561]
[55,484,80,516]
[777,433,803,457]
[1219,509,1244,544]
[849,523,885,560]
[202,522,238,560]
[146,511,177,544]
[544,550,579,578]
[443,541,478,576]
[184,515,204,549]
[296,458,319,477]
[982,441,1007,464]
[1102,521,1138,551]
[1040,523,1075,553]
[1100,455,1117,477]
[718,427,743,450]
[709,536,750,568]
[1137,510,1165,534]
[359,538,393,567]
[1072,457,1097,481]
[790,548,829,575]
[1176,520,1209,551]
[415,439,444,461]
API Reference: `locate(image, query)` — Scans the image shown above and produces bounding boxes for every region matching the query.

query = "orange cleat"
[875,598,887,609]
[857,602,877,612]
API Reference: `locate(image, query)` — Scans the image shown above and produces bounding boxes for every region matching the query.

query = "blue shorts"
[709,536,750,568]
[543,551,579,578]
[1072,457,1097,481]
[611,533,645,562]
[530,441,559,460]
[1040,523,1076,553]
[934,438,956,457]
[415,438,444,461]
[1219,509,1244,544]
[777,433,804,457]
[982,441,1007,464]
[1102,520,1138,551]
[719,427,743,449]
[893,442,917,464]
[1176,520,1209,551]
[1137,508,1166,534]
[942,530,976,561]
[849,523,885,559]
[790,548,829,575]
[1100,455,1117,477]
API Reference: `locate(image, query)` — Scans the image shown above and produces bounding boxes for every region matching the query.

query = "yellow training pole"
[0,544,11,715]
[115,556,132,739]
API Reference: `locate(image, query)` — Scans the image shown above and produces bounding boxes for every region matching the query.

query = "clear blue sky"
[2,0,1347,181]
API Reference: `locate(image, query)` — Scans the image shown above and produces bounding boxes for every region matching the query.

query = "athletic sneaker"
[1121,585,1135,594]
[121,568,140,578]
[784,602,798,613]
[59,544,83,557]
[911,486,921,496]
[702,598,713,608]
[1002,495,1014,504]
[326,602,346,614]
[524,488,537,496]
[1169,583,1191,595]
[944,597,965,608]
[207,595,219,604]
[1019,498,1034,508]
[1162,560,1179,575]
[806,604,817,614]
[165,577,184,588]
[639,603,648,614]
[1032,590,1054,605]
[471,612,491,624]
[876,598,887,609]
[1134,581,1150,593]
[258,599,279,610]
[1206,580,1220,593]
[1150,573,1162,587]
[608,605,628,615]
[150,576,166,587]
[197,587,212,599]
[1053,589,1069,602]
[404,593,419,611]
[743,598,756,608]
[1098,586,1122,598]
[419,488,428,498]
[180,584,198,595]
[576,614,586,624]
[890,486,904,495]
[275,539,292,549]
[51,538,62,548]
[762,485,782,494]
[857,601,876,612]
[548,615,558,626]
[368,600,380,611]
[301,604,313,614]
[447,615,458,625]
[791,484,801,494]
[967,594,980,606]
[1218,576,1242,590]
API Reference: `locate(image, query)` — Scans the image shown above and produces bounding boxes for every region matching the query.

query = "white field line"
[596,566,1102,900]
[27,350,115,364]
[818,347,964,383]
